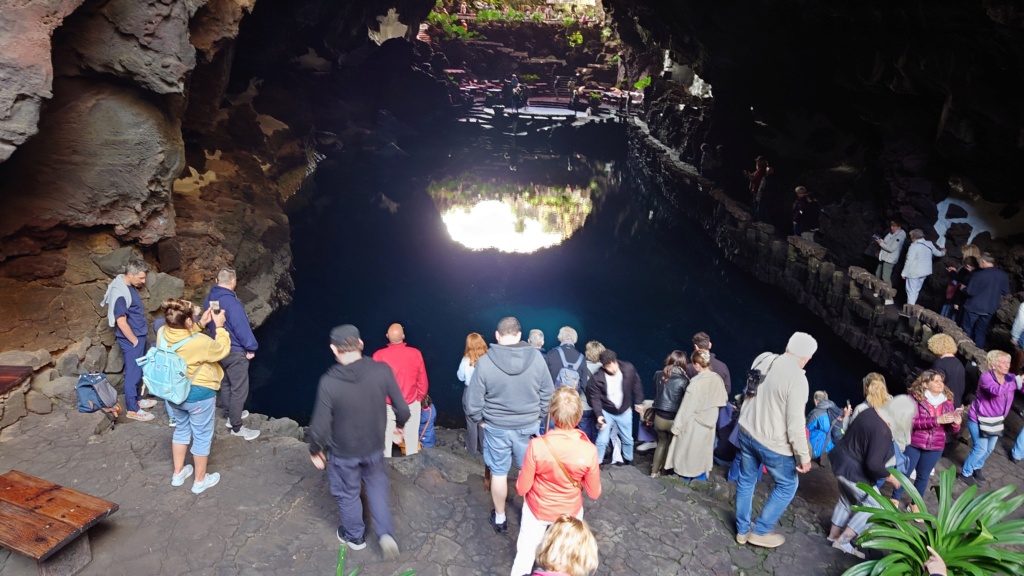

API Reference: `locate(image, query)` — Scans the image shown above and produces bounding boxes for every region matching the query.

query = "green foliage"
[562,16,576,27]
[634,76,651,90]
[476,9,501,23]
[844,467,1024,576]
[567,30,584,49]
[611,54,619,64]
[530,11,545,21]
[427,10,480,41]
[519,73,540,84]
[601,27,613,41]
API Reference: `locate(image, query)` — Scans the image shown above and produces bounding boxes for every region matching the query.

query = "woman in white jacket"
[901,229,946,305]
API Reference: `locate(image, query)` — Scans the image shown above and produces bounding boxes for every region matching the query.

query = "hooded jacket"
[307,357,410,459]
[806,399,843,458]
[465,342,554,430]
[203,285,258,353]
[160,325,231,391]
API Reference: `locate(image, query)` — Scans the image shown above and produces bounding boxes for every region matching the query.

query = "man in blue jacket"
[204,267,260,440]
[962,253,1010,348]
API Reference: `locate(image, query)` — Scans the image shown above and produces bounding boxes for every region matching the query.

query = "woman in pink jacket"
[891,369,960,512]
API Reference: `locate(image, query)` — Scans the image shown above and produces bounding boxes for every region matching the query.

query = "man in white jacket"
[901,229,946,306]
[874,220,906,287]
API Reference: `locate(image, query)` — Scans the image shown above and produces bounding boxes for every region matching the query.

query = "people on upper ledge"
[372,323,429,457]
[961,252,1010,348]
[791,186,820,240]
[874,219,906,292]
[743,156,773,223]
[901,229,946,306]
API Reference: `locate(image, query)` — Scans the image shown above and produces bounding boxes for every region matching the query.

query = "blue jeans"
[735,430,799,536]
[119,338,146,412]
[963,419,999,476]
[1012,427,1024,461]
[595,409,634,462]
[892,445,942,501]
[328,452,393,541]
[167,397,216,457]
[962,310,993,348]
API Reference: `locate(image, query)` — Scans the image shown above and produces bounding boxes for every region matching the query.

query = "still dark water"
[249,134,873,427]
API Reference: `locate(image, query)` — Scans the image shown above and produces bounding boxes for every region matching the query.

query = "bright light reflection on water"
[431,177,595,254]
[443,200,563,253]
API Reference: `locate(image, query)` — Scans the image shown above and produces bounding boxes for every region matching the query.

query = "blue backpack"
[554,347,584,392]
[76,372,120,416]
[137,330,199,404]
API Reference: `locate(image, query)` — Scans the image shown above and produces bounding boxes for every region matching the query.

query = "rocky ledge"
[3,401,1023,575]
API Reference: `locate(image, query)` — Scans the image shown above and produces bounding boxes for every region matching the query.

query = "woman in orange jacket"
[511,387,602,576]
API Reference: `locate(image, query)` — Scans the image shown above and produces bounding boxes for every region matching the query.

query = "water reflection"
[429,172,597,253]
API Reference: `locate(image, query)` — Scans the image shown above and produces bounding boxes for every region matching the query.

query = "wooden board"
[0,471,117,561]
[0,366,32,396]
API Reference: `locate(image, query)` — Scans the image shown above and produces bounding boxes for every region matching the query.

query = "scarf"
[924,390,946,408]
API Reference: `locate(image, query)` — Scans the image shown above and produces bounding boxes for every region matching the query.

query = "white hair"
[557,326,578,344]
[528,329,544,347]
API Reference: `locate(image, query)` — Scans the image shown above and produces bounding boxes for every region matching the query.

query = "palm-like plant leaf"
[842,467,1024,576]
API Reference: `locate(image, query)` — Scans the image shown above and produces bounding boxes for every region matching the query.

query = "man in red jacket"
[373,323,429,457]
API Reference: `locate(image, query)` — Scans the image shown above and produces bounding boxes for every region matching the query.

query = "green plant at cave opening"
[843,467,1024,576]
[567,30,583,49]
[634,76,651,90]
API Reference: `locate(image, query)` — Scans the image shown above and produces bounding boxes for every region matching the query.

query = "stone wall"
[628,121,1009,385]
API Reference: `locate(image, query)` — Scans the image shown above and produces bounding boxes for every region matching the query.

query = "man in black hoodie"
[308,324,409,561]
[465,316,554,533]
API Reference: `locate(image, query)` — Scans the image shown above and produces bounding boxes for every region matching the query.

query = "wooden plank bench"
[0,470,118,576]
[0,366,33,396]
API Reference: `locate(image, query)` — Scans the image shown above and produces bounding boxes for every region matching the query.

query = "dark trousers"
[962,310,993,348]
[328,452,394,541]
[579,411,597,444]
[218,351,250,432]
[119,338,146,412]
[892,445,943,502]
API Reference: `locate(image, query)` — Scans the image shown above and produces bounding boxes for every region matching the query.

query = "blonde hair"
[584,341,605,363]
[961,244,980,260]
[535,515,599,576]
[927,334,957,357]
[690,349,711,369]
[865,380,890,409]
[986,349,1010,371]
[862,372,885,397]
[549,387,583,429]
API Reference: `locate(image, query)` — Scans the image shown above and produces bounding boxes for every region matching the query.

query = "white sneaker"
[379,534,400,562]
[224,410,251,428]
[636,442,657,452]
[191,472,220,494]
[171,464,193,487]
[230,426,260,441]
[832,540,865,559]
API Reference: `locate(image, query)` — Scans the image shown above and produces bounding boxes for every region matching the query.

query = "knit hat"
[330,324,361,349]
[786,332,818,358]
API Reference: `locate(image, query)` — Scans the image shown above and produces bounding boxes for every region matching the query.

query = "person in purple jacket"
[891,370,960,512]
[203,267,261,440]
[960,350,1019,486]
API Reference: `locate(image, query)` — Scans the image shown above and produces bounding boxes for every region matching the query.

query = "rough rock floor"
[1,407,1022,575]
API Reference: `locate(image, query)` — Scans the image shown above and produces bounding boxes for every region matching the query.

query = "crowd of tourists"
[102,254,1023,575]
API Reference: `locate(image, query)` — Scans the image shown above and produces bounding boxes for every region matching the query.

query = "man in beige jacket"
[734,332,816,549]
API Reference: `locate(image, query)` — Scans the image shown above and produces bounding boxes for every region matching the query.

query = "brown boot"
[483,465,492,492]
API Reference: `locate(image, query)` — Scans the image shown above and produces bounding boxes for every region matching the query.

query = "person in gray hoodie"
[465,316,554,534]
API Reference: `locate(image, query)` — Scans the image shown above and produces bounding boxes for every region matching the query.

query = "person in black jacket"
[587,349,644,465]
[826,407,900,559]
[650,350,690,478]
[308,324,409,561]
[545,326,593,440]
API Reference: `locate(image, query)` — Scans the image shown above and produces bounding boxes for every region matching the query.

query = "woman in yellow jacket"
[159,298,231,494]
